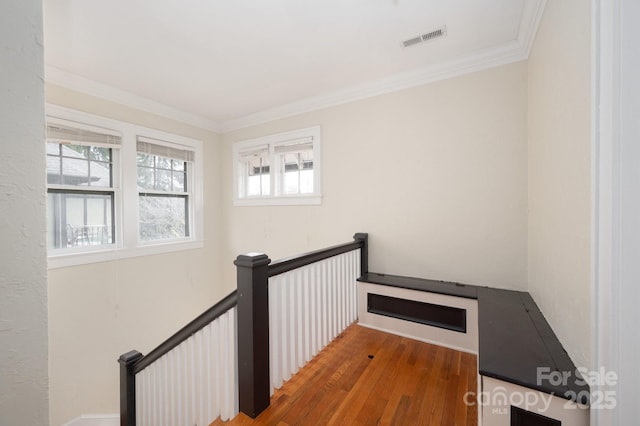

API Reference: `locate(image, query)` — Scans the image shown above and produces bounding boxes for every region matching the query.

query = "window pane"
[300,169,314,194]
[172,171,185,192]
[47,192,114,249]
[139,195,188,242]
[62,157,89,185]
[137,153,153,167]
[155,169,172,191]
[89,147,111,162]
[65,144,88,159]
[172,159,185,171]
[137,153,189,193]
[278,150,314,195]
[243,155,270,196]
[47,155,62,184]
[137,166,154,190]
[47,143,112,187]
[247,174,270,196]
[89,161,111,187]
[283,171,299,195]
[155,156,171,170]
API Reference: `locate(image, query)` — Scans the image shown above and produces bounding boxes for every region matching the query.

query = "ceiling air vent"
[402,26,447,48]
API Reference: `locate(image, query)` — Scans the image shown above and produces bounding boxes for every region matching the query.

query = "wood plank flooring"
[211,323,477,426]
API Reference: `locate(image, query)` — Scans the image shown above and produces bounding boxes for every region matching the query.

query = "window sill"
[233,195,322,207]
[47,239,204,269]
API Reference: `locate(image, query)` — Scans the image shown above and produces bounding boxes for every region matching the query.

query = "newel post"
[118,350,143,426]
[354,232,369,276]
[235,253,271,418]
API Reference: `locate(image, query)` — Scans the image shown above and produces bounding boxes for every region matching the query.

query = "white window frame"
[46,117,121,256]
[233,126,322,206]
[136,136,196,244]
[46,105,204,269]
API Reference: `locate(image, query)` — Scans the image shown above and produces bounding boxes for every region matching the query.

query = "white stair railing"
[134,307,238,426]
[268,248,361,394]
[120,233,368,424]
[119,291,239,426]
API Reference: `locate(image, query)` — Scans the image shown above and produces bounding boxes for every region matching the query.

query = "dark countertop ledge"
[358,272,590,405]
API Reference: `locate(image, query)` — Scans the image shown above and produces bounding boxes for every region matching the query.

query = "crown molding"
[517,0,548,57]
[220,0,546,132]
[45,66,221,133]
[44,0,546,135]
[219,41,528,132]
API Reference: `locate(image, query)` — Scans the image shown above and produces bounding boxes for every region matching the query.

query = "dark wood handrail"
[268,233,367,278]
[132,289,238,374]
[120,232,369,425]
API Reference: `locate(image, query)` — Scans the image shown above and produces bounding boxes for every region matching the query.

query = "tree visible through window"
[137,137,194,242]
[45,108,204,266]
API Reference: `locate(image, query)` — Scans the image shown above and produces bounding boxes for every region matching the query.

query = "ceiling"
[44,0,545,132]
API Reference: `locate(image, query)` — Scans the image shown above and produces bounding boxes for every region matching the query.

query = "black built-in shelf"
[358,272,590,405]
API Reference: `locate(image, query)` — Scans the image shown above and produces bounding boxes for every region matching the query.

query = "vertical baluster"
[203,324,211,423]
[268,276,279,393]
[166,354,172,426]
[138,369,145,426]
[219,311,228,420]
[212,316,220,419]
[318,264,324,352]
[221,310,233,420]
[287,272,295,380]
[323,258,329,344]
[183,341,190,426]
[196,330,203,426]
[309,263,318,359]
[182,342,189,426]
[135,370,141,426]
[190,337,196,426]
[302,266,311,364]
[354,249,360,321]
[326,259,333,345]
[295,269,304,370]
[351,250,357,322]
[344,252,351,324]
[151,364,158,426]
[292,270,298,371]
[282,274,295,382]
[231,307,239,416]
[169,350,176,426]
[346,251,356,325]
[326,258,333,343]
[316,261,323,353]
[286,273,293,378]
[227,310,235,419]
[148,366,153,426]
[282,275,290,383]
[330,256,337,340]
[338,256,343,334]
[344,253,349,327]
[334,256,340,338]
[134,372,141,426]
[159,356,166,426]
[278,275,285,387]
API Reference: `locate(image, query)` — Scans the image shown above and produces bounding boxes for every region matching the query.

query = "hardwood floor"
[211,323,477,426]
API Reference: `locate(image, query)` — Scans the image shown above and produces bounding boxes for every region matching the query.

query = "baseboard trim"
[61,414,119,426]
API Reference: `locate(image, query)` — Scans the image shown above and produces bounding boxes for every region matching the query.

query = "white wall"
[45,85,226,425]
[0,1,49,425]
[527,0,591,370]
[222,62,528,291]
